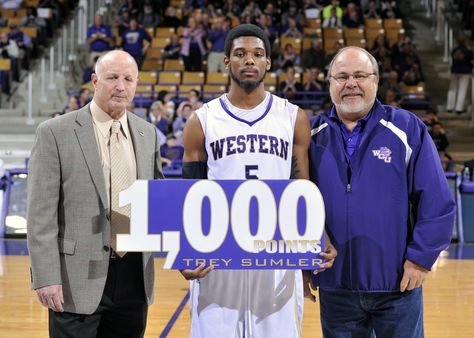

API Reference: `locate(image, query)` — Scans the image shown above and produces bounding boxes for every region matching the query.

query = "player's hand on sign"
[314,234,337,274]
[400,259,428,292]
[302,270,317,302]
[180,263,214,280]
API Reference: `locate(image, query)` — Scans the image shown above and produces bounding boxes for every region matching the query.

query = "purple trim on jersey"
[218,94,274,126]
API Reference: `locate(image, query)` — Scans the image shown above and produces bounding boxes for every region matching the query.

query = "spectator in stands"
[371,43,391,67]
[160,6,182,29]
[383,88,401,106]
[198,11,211,33]
[180,16,206,71]
[381,0,401,18]
[173,103,193,133]
[278,43,302,72]
[322,0,343,20]
[86,14,114,63]
[364,0,381,19]
[114,9,131,37]
[269,41,283,70]
[147,100,169,135]
[0,31,18,60]
[304,67,326,91]
[342,2,364,28]
[240,1,262,22]
[119,0,139,18]
[323,7,343,28]
[391,31,409,62]
[394,41,423,79]
[281,17,303,38]
[207,16,229,72]
[160,134,184,167]
[156,89,176,121]
[38,0,63,29]
[7,23,31,70]
[446,33,474,114]
[163,34,182,60]
[282,1,305,29]
[400,55,424,86]
[205,3,220,19]
[77,88,91,108]
[121,18,152,69]
[176,88,203,114]
[257,14,277,46]
[0,32,17,92]
[371,33,390,55]
[263,2,279,25]
[139,3,160,29]
[302,39,326,72]
[430,122,450,153]
[278,65,303,99]
[223,0,241,19]
[62,95,79,114]
[378,66,401,100]
[82,56,98,84]
[241,14,253,25]
[20,6,47,46]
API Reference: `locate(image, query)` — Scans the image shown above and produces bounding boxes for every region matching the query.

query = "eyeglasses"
[329,72,377,84]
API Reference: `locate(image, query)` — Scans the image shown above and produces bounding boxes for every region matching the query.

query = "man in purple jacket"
[309,46,455,338]
[121,18,151,69]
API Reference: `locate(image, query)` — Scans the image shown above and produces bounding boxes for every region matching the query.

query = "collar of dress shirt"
[90,100,130,140]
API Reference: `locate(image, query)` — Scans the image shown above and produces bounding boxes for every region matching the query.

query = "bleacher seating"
[182,72,205,85]
[60,0,431,140]
[0,1,71,95]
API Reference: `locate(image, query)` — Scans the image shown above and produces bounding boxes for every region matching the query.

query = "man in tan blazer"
[27,50,163,338]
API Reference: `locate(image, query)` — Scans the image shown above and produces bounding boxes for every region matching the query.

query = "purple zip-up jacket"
[309,99,455,291]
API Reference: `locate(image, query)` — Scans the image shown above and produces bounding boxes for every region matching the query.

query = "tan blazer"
[27,104,164,314]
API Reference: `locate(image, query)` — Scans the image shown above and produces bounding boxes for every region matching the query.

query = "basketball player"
[180,24,336,338]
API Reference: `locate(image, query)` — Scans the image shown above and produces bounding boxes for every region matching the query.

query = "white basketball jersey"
[191,93,303,338]
[195,92,297,180]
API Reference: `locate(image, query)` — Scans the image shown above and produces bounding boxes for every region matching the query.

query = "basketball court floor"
[0,239,473,337]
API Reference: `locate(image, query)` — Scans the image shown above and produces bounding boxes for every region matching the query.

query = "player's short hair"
[224,24,271,58]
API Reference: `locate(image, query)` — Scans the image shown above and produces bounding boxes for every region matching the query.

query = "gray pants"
[447,73,471,112]
[207,51,225,72]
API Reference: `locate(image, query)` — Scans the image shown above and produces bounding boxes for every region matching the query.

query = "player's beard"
[229,67,266,92]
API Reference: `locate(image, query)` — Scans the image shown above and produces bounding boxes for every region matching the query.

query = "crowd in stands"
[0,0,77,94]
[446,32,474,115]
[55,0,455,170]
[422,111,453,172]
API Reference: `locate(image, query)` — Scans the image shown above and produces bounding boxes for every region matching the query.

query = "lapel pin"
[139,131,144,137]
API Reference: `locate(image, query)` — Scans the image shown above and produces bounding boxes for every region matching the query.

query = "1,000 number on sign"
[116,180,326,270]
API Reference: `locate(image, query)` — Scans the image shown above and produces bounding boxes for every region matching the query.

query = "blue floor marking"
[159,289,190,338]
[446,243,474,259]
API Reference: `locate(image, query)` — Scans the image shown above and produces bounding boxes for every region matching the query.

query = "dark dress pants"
[49,252,148,338]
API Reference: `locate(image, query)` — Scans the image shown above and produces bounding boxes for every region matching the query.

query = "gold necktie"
[110,120,131,257]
